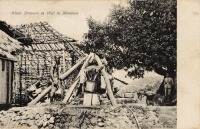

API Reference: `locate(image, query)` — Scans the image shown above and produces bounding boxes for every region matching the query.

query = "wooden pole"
[30,54,33,84]
[94,55,117,106]
[62,50,66,72]
[62,54,92,103]
[36,54,39,75]
[27,86,52,106]
[19,54,23,105]
[114,77,128,85]
[77,53,94,77]
[24,52,29,102]
[73,54,93,94]
[10,62,14,104]
[62,78,79,103]
[61,50,65,99]
[59,56,87,80]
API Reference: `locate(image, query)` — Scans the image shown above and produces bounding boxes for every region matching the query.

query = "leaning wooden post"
[59,56,87,80]
[62,53,94,103]
[77,53,94,77]
[62,54,92,103]
[114,77,128,85]
[62,78,80,103]
[28,86,52,106]
[94,55,118,106]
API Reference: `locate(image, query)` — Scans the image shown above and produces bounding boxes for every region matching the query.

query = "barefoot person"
[164,73,174,101]
[50,55,61,102]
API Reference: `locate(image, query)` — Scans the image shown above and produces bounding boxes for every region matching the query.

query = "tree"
[79,0,177,96]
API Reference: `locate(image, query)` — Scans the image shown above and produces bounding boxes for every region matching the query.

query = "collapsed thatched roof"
[0,20,32,44]
[14,22,83,56]
[0,30,22,61]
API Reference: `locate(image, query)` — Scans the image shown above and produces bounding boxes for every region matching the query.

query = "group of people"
[27,51,114,104]
[28,51,175,105]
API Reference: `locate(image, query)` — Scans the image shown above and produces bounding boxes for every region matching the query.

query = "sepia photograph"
[0,0,197,129]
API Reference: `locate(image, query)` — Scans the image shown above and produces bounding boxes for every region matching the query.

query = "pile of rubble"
[0,104,176,129]
[0,106,57,129]
[96,106,137,129]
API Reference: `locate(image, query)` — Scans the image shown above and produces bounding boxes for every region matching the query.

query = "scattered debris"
[0,104,176,129]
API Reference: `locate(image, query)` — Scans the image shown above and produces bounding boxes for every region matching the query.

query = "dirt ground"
[0,103,176,129]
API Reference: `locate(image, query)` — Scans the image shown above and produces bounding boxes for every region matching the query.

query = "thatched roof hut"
[0,30,22,107]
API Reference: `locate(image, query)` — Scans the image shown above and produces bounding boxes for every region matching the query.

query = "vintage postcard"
[0,0,199,129]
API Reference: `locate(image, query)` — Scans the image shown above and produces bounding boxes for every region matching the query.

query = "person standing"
[50,55,61,102]
[164,73,174,101]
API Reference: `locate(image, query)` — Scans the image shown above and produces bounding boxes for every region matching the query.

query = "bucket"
[85,80,96,92]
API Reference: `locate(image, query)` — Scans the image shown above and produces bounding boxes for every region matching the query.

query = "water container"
[85,80,96,92]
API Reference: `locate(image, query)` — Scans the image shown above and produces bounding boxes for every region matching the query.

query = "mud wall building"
[0,30,22,107]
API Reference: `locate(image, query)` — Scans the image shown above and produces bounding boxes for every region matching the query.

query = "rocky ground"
[0,103,176,129]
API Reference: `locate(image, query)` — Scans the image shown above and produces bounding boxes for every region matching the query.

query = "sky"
[0,0,161,81]
[0,0,128,41]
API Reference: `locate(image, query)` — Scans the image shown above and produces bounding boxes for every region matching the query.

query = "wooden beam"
[95,55,118,106]
[27,86,52,106]
[77,53,93,77]
[59,56,87,80]
[114,77,128,85]
[62,78,80,103]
